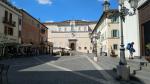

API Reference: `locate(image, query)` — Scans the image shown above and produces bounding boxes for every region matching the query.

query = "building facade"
[21,9,49,54]
[21,10,41,46]
[138,0,150,56]
[0,0,22,44]
[92,9,120,56]
[122,0,149,57]
[121,0,141,58]
[44,20,96,53]
[40,24,49,54]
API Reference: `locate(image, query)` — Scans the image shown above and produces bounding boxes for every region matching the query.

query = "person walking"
[127,42,135,59]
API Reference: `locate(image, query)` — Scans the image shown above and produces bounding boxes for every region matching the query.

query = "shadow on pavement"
[0,55,60,70]
[0,55,147,84]
[7,69,146,84]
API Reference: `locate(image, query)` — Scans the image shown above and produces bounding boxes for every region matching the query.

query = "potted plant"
[145,43,150,62]
[110,49,117,57]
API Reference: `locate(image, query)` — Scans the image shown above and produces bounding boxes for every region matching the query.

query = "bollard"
[0,64,4,84]
[2,65,9,84]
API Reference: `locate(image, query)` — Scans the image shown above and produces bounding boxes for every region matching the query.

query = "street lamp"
[91,32,100,62]
[117,0,138,80]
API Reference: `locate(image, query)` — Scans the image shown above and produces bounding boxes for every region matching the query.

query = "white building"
[122,0,149,57]
[92,9,120,56]
[44,20,96,53]
[0,0,22,44]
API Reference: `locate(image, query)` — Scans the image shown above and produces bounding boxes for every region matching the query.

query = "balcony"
[12,21,16,27]
[3,17,9,24]
[3,17,16,27]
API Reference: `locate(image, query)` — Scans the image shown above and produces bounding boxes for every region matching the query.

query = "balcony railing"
[3,17,16,27]
[3,17,9,24]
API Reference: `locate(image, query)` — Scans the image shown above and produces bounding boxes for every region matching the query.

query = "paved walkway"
[0,54,149,84]
[0,55,118,84]
[86,53,150,84]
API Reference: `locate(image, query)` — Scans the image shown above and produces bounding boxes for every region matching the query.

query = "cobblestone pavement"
[0,55,118,84]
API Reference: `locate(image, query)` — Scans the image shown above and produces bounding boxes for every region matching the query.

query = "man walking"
[127,42,135,59]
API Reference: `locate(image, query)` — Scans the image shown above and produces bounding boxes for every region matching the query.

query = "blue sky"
[10,0,118,22]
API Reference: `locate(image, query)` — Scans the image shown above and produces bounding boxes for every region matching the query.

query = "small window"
[84,47,87,50]
[113,44,118,50]
[112,30,119,37]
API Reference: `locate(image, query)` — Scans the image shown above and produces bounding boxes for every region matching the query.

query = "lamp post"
[117,0,138,80]
[91,32,99,62]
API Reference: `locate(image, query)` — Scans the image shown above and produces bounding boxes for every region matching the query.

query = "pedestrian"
[126,42,135,59]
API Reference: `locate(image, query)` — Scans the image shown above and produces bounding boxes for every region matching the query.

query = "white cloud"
[37,0,52,5]
[45,20,54,22]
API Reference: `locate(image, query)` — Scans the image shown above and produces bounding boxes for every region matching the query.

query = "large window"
[4,26,13,36]
[4,26,7,35]
[7,27,13,35]
[78,27,81,31]
[9,13,12,23]
[71,25,74,32]
[4,10,8,20]
[65,28,67,31]
[112,30,119,38]
[84,26,87,31]
[58,28,61,31]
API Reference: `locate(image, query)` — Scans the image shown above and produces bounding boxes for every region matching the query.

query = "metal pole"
[95,41,97,57]
[119,4,127,65]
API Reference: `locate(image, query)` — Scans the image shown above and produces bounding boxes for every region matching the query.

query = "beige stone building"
[0,0,22,44]
[92,9,120,56]
[44,20,96,53]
